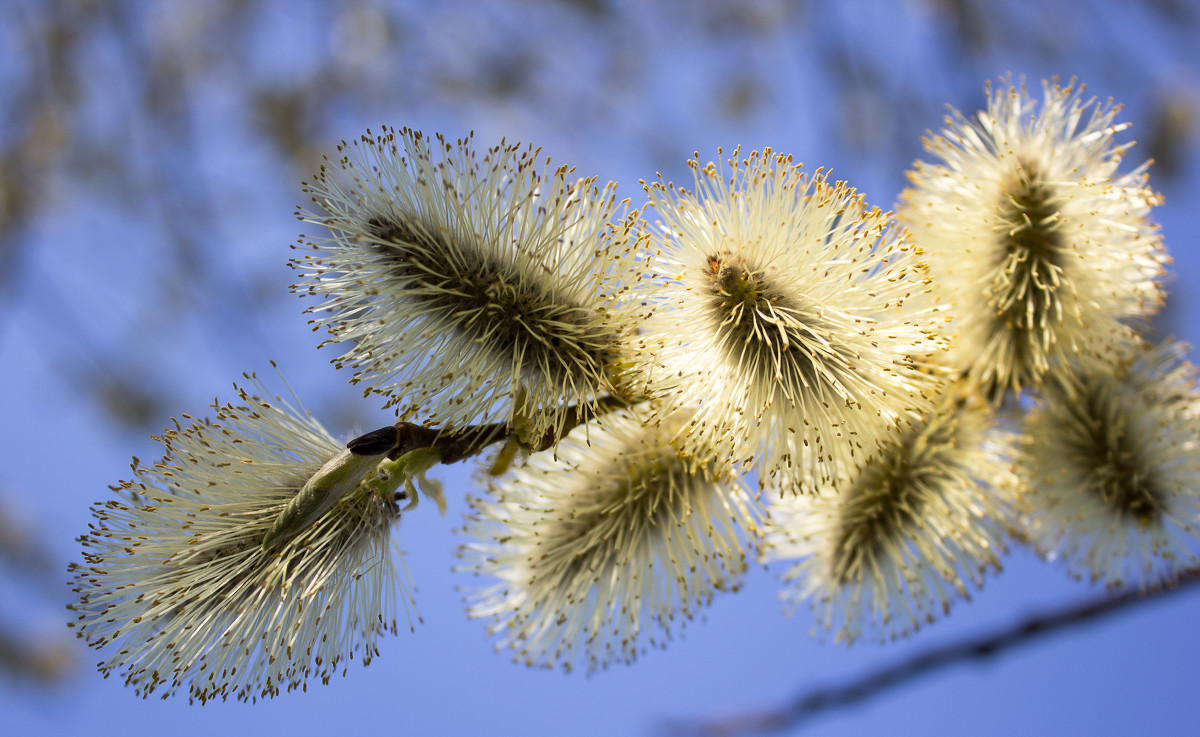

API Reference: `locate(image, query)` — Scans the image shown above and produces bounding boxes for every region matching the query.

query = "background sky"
[2,1,1199,735]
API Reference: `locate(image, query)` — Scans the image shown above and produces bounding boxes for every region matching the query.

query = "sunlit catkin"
[636,149,945,492]
[1019,339,1200,589]
[900,78,1166,399]
[68,376,418,702]
[765,389,1019,643]
[457,407,759,672]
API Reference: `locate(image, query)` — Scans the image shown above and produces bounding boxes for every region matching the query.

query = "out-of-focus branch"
[0,494,59,594]
[0,633,74,685]
[669,569,1200,737]
[0,493,76,684]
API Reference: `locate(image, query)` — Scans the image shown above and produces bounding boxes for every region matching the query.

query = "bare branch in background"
[671,570,1200,737]
[0,492,74,684]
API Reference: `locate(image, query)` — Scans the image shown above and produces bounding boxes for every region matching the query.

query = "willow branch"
[345,393,632,463]
[670,569,1200,737]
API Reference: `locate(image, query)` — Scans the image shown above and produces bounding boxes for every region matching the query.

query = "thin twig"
[670,569,1200,737]
[345,393,633,464]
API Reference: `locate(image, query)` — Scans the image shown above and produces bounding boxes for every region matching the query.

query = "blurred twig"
[0,492,76,685]
[669,569,1200,737]
[0,633,74,685]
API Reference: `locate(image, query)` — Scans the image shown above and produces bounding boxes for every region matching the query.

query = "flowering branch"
[670,570,1200,737]
[69,80,1200,704]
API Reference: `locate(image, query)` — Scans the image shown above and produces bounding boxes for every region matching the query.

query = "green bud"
[262,449,383,551]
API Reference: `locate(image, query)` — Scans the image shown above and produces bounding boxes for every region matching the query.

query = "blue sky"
[3,2,1199,735]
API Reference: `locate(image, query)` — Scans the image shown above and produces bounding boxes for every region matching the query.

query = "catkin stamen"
[987,161,1066,393]
[1065,383,1165,525]
[705,253,873,411]
[365,215,619,409]
[827,418,954,584]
